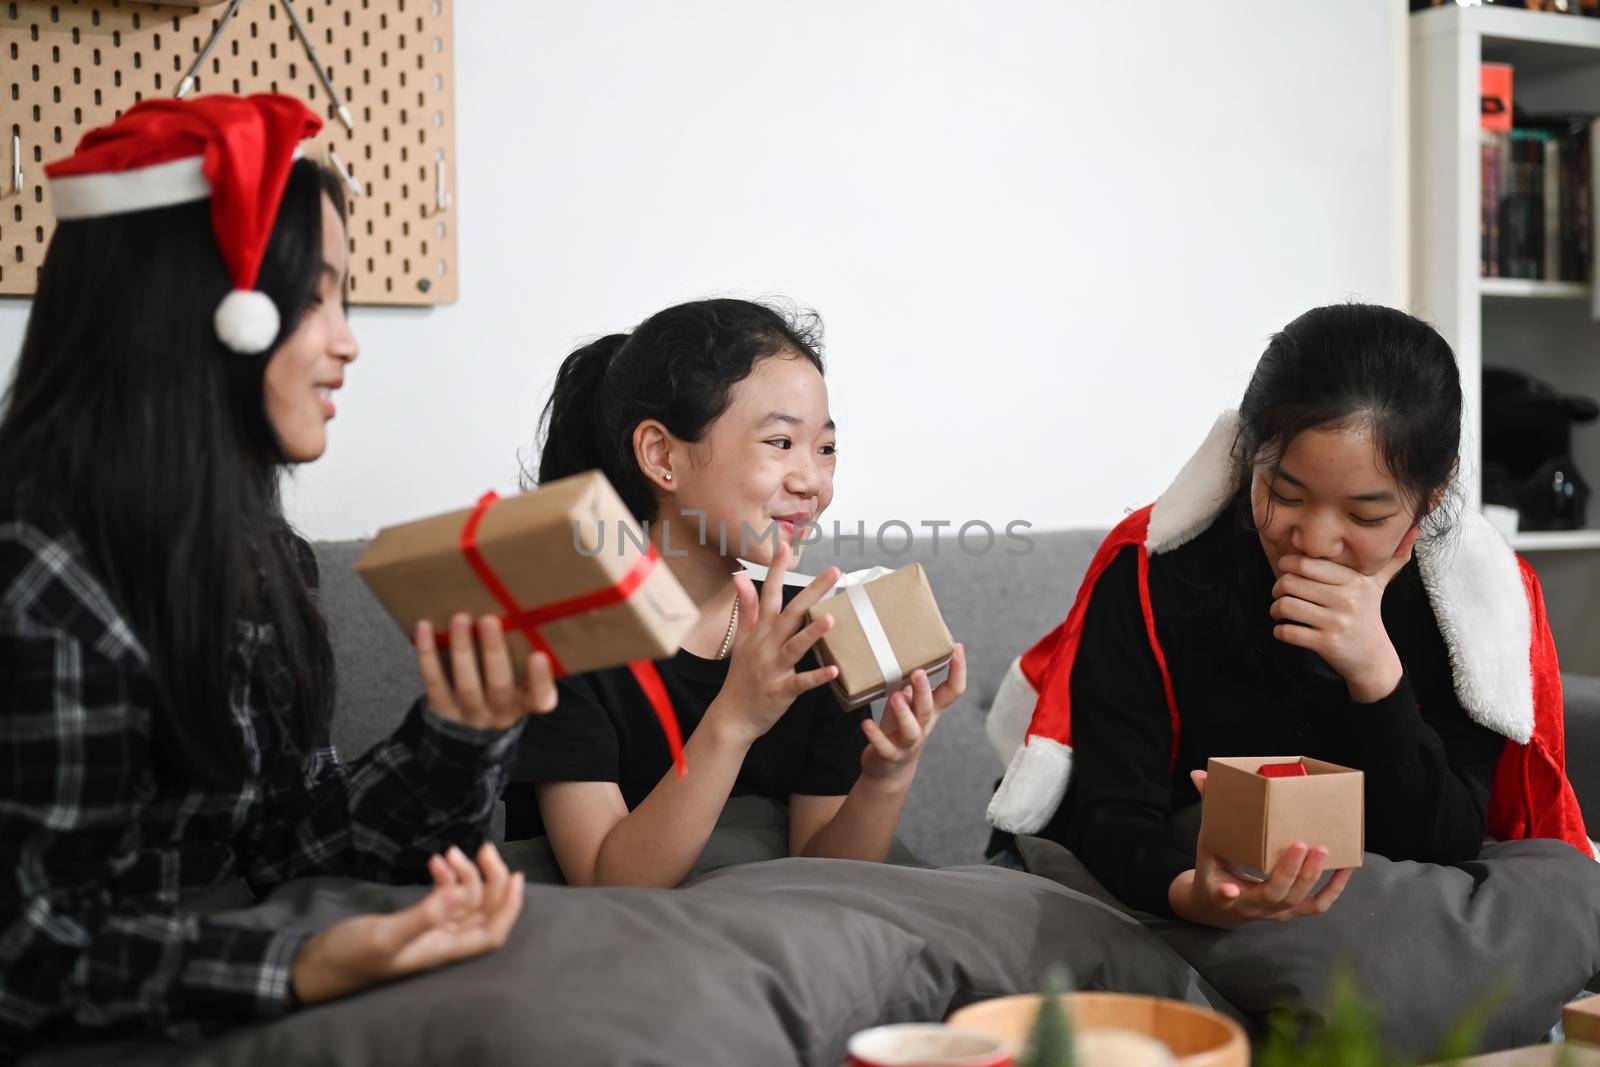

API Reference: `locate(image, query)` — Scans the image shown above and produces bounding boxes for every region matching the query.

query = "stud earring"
[663,472,673,482]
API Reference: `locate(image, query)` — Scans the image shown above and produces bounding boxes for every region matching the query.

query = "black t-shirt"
[1035,503,1506,917]
[504,581,868,841]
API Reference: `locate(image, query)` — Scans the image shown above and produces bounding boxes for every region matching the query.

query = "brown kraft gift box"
[803,563,955,710]
[355,471,698,682]
[1197,756,1365,873]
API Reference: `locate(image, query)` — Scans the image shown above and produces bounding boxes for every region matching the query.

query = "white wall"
[0,1,1404,541]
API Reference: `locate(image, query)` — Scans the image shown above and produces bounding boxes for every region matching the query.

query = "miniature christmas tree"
[1019,966,1075,1067]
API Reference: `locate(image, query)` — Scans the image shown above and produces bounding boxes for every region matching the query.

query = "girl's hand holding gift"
[413,614,559,731]
[859,645,967,787]
[1268,526,1419,703]
[709,541,843,747]
[1168,770,1353,929]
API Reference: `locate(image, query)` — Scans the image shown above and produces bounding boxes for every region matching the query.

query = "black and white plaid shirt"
[0,516,524,1059]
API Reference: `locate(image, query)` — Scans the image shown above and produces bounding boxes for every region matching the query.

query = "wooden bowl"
[947,992,1247,1067]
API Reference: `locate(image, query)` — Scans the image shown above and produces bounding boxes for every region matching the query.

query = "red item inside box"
[1258,761,1309,779]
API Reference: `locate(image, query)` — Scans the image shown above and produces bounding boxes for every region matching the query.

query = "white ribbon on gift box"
[735,561,940,700]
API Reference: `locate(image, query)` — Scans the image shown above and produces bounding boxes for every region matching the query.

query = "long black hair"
[0,159,346,785]
[1236,303,1462,533]
[533,298,824,521]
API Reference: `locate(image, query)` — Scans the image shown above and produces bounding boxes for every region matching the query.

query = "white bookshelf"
[1480,277,1589,298]
[1411,5,1600,553]
[1508,529,1600,551]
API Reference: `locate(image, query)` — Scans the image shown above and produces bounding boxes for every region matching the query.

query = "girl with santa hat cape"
[986,304,1600,1040]
[0,96,557,1056]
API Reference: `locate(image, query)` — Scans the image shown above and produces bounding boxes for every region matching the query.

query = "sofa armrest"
[1562,673,1600,835]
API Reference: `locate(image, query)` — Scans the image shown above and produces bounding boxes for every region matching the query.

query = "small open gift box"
[803,563,955,710]
[1197,756,1365,873]
[354,471,699,683]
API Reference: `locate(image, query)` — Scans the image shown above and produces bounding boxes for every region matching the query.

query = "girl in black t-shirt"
[506,299,966,887]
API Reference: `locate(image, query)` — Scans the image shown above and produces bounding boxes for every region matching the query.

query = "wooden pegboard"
[1,0,458,305]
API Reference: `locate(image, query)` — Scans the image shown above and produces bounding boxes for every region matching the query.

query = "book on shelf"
[1478,110,1595,284]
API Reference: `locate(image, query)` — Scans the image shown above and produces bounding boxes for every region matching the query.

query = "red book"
[1483,63,1514,133]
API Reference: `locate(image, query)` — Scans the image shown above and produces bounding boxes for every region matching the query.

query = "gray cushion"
[26,857,1227,1067]
[1017,834,1600,1057]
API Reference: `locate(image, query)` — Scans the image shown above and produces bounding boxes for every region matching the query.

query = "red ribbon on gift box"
[439,491,686,775]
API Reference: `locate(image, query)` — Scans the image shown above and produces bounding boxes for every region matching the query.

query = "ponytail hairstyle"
[533,299,824,521]
[0,159,347,785]
[1235,303,1462,536]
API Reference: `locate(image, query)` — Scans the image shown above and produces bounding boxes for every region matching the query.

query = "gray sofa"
[27,528,1600,1067]
[318,526,1600,864]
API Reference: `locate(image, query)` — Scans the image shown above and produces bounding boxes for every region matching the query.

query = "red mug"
[847,1024,1011,1067]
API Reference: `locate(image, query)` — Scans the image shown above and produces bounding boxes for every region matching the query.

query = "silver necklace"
[716,596,740,660]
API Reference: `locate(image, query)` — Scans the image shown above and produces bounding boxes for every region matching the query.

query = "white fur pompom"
[214,289,280,354]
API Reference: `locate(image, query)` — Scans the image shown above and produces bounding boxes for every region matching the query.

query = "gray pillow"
[25,849,1226,1066]
[1017,834,1600,1057]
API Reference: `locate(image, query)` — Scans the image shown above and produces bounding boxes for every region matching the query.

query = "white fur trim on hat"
[985,656,1040,766]
[214,289,280,355]
[48,154,210,220]
[1145,410,1242,555]
[1415,508,1535,744]
[987,736,1073,835]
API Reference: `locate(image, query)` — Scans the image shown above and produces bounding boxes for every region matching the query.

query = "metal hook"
[435,151,450,214]
[3,131,21,200]
[327,149,364,199]
[278,0,356,133]
[176,0,243,99]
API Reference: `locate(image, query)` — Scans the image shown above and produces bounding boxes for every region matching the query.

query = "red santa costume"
[985,410,1596,861]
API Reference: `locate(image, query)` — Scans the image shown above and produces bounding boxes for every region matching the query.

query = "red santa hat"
[44,94,323,355]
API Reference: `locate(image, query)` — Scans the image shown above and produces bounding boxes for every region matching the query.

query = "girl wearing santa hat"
[506,299,967,887]
[0,95,554,1056]
[986,303,1596,927]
